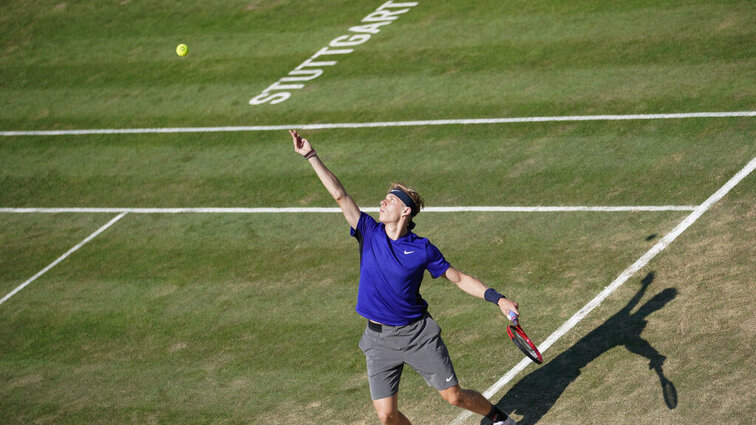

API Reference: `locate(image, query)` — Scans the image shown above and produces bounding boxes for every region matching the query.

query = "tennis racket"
[506,312,543,364]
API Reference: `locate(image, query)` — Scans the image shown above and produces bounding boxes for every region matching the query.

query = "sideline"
[451,156,756,424]
[0,212,128,306]
[2,111,754,137]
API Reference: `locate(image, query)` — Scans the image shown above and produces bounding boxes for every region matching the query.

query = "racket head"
[506,324,543,364]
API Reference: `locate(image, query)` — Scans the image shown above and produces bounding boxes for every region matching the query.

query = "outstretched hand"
[498,297,519,319]
[289,130,314,156]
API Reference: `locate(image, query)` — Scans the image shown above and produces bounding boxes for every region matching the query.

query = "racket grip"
[507,310,519,323]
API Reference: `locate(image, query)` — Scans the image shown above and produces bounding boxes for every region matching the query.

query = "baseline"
[0,212,128,306]
[452,155,756,424]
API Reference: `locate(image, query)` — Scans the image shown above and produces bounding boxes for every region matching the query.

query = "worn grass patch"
[469,180,754,425]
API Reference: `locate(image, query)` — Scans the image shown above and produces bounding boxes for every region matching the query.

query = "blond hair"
[389,182,425,217]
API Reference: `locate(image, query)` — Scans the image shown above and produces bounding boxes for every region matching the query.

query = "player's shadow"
[485,272,678,425]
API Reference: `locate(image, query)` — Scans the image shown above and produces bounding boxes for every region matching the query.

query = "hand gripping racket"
[506,311,543,364]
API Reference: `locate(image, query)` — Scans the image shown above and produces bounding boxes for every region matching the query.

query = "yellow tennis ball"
[176,43,188,57]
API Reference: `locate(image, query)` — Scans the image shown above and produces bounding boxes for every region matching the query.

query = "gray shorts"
[358,314,459,400]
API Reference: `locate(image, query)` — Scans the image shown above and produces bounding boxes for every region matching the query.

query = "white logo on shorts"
[446,376,454,382]
[404,250,415,254]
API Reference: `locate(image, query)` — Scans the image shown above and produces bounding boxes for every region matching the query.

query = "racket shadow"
[486,272,678,425]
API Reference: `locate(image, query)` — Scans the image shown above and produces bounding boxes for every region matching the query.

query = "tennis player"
[290,130,518,425]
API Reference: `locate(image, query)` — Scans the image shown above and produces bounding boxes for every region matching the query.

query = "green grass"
[1,118,754,208]
[1,0,754,129]
[1,0,754,424]
[0,211,690,424]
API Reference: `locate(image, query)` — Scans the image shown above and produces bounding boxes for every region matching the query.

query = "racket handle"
[507,310,519,324]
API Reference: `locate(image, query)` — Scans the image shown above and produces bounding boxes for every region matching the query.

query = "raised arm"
[289,130,361,229]
[442,266,519,318]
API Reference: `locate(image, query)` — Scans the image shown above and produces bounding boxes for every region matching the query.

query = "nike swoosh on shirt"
[446,376,454,382]
[403,250,415,254]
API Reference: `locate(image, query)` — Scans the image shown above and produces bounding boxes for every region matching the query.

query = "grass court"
[1,1,754,424]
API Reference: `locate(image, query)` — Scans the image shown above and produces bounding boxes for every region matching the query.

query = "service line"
[0,206,696,214]
[452,155,756,425]
[1,111,753,137]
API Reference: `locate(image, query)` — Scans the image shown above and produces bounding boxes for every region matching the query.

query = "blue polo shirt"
[350,212,450,326]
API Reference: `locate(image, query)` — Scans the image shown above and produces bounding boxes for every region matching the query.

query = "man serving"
[289,130,519,425]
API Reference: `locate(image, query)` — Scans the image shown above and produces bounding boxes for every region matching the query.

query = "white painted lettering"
[362,10,404,22]
[296,58,338,69]
[249,92,291,105]
[362,7,412,22]
[312,46,354,58]
[378,1,419,9]
[281,68,324,82]
[329,34,371,48]
[349,21,392,34]
[250,1,419,106]
[264,81,305,92]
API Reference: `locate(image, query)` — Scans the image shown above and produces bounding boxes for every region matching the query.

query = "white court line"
[0,206,696,214]
[1,111,753,136]
[0,212,128,306]
[452,155,756,425]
